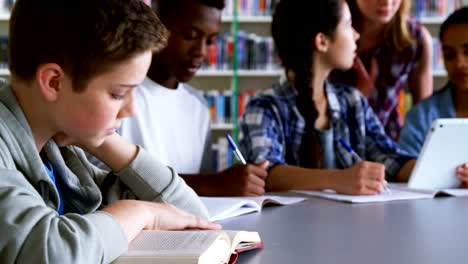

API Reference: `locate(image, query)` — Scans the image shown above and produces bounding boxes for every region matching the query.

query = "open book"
[113,230,263,264]
[293,184,468,204]
[201,195,306,221]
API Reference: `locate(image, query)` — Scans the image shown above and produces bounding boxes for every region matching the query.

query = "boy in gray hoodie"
[0,0,219,263]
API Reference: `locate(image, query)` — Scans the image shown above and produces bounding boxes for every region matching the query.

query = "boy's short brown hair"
[9,0,168,91]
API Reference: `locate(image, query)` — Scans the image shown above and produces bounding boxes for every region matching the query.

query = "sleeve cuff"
[84,211,128,263]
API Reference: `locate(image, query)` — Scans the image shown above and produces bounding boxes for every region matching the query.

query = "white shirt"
[119,77,211,174]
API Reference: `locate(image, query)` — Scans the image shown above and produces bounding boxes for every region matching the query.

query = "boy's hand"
[143,203,221,231]
[209,161,269,196]
[102,200,221,243]
[456,163,468,188]
[334,161,386,195]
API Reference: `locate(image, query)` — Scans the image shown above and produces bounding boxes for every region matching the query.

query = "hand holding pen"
[338,138,391,195]
[226,134,247,164]
[215,134,269,196]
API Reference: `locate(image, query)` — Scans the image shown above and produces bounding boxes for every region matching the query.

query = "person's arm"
[238,93,386,195]
[268,162,386,195]
[101,200,221,243]
[180,161,269,197]
[407,25,433,104]
[352,56,378,98]
[80,134,210,218]
[357,91,415,181]
[395,159,417,182]
[84,133,137,172]
[0,170,219,264]
[398,104,430,157]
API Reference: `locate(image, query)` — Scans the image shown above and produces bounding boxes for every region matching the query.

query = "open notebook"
[201,195,306,221]
[293,184,468,203]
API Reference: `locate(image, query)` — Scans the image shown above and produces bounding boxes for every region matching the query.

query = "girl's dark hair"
[439,6,468,41]
[272,0,343,168]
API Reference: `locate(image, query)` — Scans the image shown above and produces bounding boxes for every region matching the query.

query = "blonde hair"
[383,0,413,51]
[347,0,414,51]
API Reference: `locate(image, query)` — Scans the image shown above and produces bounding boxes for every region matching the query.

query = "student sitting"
[239,0,417,194]
[399,7,468,185]
[116,0,269,197]
[0,0,219,263]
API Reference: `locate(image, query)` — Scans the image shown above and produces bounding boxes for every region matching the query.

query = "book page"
[201,197,261,221]
[123,230,228,256]
[251,195,306,207]
[293,188,434,203]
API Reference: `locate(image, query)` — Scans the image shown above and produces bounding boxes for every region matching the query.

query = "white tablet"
[408,118,468,190]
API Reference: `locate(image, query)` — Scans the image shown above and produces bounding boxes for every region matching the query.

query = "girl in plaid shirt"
[239,0,419,195]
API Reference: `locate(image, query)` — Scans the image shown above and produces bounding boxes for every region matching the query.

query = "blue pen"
[338,138,391,194]
[226,134,247,164]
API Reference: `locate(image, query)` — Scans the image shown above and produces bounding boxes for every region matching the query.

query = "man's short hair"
[9,0,169,91]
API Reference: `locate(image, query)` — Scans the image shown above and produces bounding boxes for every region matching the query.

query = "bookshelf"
[193,17,455,134]
[197,69,281,77]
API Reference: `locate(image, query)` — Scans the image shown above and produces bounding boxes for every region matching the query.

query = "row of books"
[204,89,257,125]
[211,137,234,172]
[203,32,279,71]
[223,0,279,17]
[412,0,468,18]
[0,37,447,79]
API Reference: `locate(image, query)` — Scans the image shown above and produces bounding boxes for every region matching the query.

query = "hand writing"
[335,161,386,195]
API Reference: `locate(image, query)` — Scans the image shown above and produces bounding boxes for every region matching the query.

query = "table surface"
[221,195,468,264]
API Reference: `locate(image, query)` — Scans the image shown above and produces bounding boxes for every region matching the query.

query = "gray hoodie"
[0,81,209,263]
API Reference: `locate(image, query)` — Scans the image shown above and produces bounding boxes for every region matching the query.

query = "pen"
[338,138,391,195]
[226,134,247,164]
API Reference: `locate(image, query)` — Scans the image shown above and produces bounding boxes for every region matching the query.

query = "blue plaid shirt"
[239,80,414,180]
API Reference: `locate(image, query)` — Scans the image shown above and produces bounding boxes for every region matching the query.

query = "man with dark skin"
[118,0,269,196]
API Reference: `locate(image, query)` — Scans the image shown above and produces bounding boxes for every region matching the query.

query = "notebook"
[201,195,306,221]
[293,183,468,204]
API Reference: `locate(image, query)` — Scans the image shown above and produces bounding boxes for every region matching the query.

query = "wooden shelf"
[211,123,234,130]
[222,16,272,23]
[196,69,282,77]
